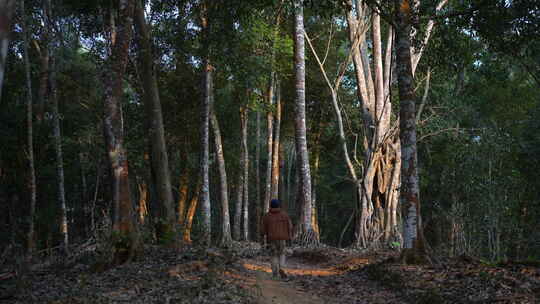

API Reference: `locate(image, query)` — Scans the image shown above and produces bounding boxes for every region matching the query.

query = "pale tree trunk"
[293,0,313,235]
[0,0,15,102]
[198,2,212,246]
[344,0,401,248]
[271,80,281,199]
[241,107,249,241]
[34,6,50,124]
[210,108,232,245]
[411,0,449,77]
[395,0,426,260]
[21,0,37,255]
[51,61,69,254]
[233,107,245,240]
[255,111,261,241]
[264,90,274,213]
[45,0,69,254]
[103,0,138,264]
[134,0,175,238]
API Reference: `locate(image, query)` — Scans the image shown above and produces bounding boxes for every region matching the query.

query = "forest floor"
[0,242,539,303]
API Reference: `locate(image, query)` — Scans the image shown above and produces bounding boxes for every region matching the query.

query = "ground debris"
[0,245,255,304]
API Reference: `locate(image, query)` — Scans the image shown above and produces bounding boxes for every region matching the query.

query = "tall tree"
[199,1,212,246]
[21,0,37,255]
[254,111,261,241]
[271,80,281,199]
[103,0,138,263]
[293,0,313,235]
[241,106,250,241]
[210,107,232,245]
[395,0,425,261]
[0,0,15,102]
[45,0,69,254]
[134,0,176,240]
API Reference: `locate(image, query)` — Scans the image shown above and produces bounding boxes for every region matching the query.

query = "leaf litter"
[1,243,539,304]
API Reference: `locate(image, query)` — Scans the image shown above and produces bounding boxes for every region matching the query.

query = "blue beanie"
[270,199,281,208]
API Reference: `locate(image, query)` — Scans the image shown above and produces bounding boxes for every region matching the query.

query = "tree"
[199,1,212,247]
[102,0,138,264]
[210,107,232,245]
[21,0,37,255]
[395,0,426,261]
[46,0,69,254]
[241,105,250,241]
[293,0,314,236]
[134,0,176,241]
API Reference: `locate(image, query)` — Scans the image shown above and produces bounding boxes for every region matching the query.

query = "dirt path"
[236,249,400,304]
[252,268,325,304]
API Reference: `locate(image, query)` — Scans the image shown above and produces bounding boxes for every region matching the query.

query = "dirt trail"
[252,269,325,304]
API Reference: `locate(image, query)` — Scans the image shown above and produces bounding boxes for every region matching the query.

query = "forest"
[0,0,539,303]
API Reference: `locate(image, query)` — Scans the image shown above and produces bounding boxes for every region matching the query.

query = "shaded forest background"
[0,0,539,263]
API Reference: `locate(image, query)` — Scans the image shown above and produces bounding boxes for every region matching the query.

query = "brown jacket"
[262,208,293,241]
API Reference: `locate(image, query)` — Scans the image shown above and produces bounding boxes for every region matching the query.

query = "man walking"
[261,199,293,279]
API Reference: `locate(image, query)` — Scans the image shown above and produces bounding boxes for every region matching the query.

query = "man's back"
[262,208,292,241]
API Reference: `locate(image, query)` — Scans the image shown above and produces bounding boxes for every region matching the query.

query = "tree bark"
[134,0,175,238]
[103,0,138,264]
[241,106,249,241]
[233,142,244,240]
[177,168,189,228]
[199,2,212,246]
[271,81,281,199]
[264,91,274,213]
[255,111,261,241]
[343,0,401,248]
[0,0,15,102]
[183,181,201,243]
[44,0,69,254]
[395,0,426,260]
[294,0,313,234]
[21,0,37,255]
[210,107,232,245]
[137,179,148,224]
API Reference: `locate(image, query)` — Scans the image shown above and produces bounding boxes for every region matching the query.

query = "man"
[261,199,293,279]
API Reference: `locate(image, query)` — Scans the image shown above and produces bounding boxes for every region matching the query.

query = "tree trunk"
[177,168,189,228]
[35,12,50,125]
[103,0,138,264]
[293,0,313,235]
[0,0,15,102]
[134,0,176,239]
[44,0,69,254]
[241,106,249,241]
[137,179,148,224]
[264,92,274,213]
[271,80,281,199]
[183,181,201,243]
[199,2,212,246]
[395,0,426,261]
[255,111,261,241]
[21,0,37,255]
[233,107,246,240]
[233,145,244,240]
[343,0,400,248]
[210,108,232,245]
